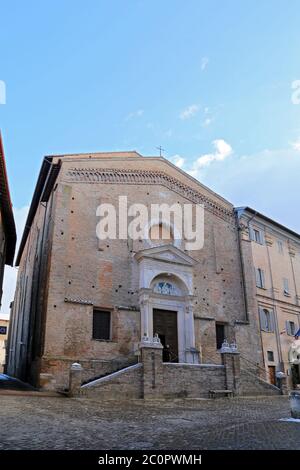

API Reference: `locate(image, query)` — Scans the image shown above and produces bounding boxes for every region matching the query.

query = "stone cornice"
[65,167,234,222]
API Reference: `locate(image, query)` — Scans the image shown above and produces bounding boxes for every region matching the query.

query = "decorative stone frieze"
[65,168,234,222]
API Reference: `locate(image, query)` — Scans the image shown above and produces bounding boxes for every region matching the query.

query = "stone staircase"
[80,363,143,399]
[240,368,281,396]
[239,355,281,396]
[81,355,138,386]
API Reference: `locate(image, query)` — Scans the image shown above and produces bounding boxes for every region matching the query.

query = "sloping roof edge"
[0,132,16,265]
[15,156,62,266]
[235,206,300,241]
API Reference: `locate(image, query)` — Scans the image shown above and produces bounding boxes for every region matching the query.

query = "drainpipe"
[265,229,283,368]
[234,210,249,323]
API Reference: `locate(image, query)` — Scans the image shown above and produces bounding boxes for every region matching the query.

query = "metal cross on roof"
[156,145,165,157]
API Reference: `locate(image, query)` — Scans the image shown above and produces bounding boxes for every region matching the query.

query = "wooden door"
[268,366,276,386]
[153,309,178,362]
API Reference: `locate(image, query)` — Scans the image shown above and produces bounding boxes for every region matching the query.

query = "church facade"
[6,151,282,395]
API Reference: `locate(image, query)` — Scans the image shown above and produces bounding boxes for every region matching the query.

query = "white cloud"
[168,143,300,235]
[291,139,300,151]
[125,109,144,121]
[179,104,199,120]
[199,147,300,232]
[0,206,29,316]
[169,154,185,169]
[202,117,213,127]
[188,139,233,177]
[201,57,209,71]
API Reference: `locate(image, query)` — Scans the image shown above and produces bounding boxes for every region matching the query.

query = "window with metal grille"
[93,309,111,340]
[267,351,274,362]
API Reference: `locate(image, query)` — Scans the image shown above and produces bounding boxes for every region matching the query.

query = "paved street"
[0,395,299,450]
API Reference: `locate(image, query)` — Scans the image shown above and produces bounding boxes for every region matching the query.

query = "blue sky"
[1,0,300,313]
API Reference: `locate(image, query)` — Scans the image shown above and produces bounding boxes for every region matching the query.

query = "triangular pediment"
[134,244,197,267]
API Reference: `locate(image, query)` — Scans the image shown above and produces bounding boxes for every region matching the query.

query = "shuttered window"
[277,240,283,254]
[283,278,290,295]
[250,226,264,244]
[286,320,296,336]
[93,309,111,340]
[259,307,275,332]
[256,268,265,288]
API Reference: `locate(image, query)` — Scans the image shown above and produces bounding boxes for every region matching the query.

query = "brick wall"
[162,363,226,398]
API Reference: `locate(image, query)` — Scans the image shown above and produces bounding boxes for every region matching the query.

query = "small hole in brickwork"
[72,237,75,240]
[106,245,110,248]
[221,268,224,271]
[115,289,118,292]
[72,197,75,200]
[223,292,226,295]
[92,285,95,288]
[68,265,71,268]
[61,231,64,235]
[54,305,57,308]
[68,281,71,285]
[203,298,205,301]
[203,276,206,279]
[71,210,74,213]
[207,303,209,306]
[119,285,122,288]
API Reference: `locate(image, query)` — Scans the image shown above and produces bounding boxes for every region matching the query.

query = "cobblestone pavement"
[0,395,299,450]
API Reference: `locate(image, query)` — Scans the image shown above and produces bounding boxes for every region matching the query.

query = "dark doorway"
[153,309,178,362]
[268,365,276,386]
[216,323,226,350]
[291,364,300,388]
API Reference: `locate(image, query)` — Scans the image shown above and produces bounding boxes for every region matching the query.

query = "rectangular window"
[283,278,290,295]
[286,320,296,336]
[277,240,283,254]
[250,226,264,244]
[0,326,7,335]
[259,307,274,333]
[267,351,274,362]
[216,323,225,350]
[92,309,111,340]
[256,268,265,289]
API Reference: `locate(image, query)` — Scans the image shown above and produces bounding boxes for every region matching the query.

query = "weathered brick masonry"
[7,151,274,396]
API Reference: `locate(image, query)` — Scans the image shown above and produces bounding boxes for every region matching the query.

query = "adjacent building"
[0,315,9,373]
[0,133,16,375]
[0,132,16,308]
[236,207,300,389]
